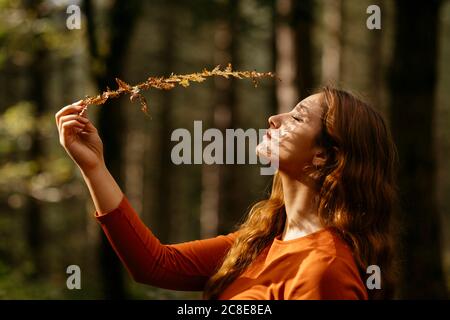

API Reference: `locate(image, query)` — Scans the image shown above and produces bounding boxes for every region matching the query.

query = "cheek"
[256,124,318,168]
[278,131,317,165]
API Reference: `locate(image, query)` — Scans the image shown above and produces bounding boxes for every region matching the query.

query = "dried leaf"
[190,74,206,83]
[116,78,131,91]
[179,79,190,87]
[79,64,276,117]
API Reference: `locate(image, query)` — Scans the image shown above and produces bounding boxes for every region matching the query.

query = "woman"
[55,86,398,300]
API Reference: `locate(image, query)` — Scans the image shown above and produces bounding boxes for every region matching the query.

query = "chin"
[257,145,283,167]
[256,144,271,159]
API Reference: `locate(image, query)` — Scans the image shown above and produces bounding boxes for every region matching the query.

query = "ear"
[312,148,328,167]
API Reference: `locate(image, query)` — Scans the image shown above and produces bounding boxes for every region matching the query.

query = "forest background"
[0,0,448,299]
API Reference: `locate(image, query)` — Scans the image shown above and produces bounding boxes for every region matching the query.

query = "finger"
[62,113,97,135]
[55,100,85,126]
[81,119,96,133]
[73,112,97,132]
[61,119,86,133]
[58,114,89,133]
[61,120,86,141]
[56,103,85,127]
[56,100,84,118]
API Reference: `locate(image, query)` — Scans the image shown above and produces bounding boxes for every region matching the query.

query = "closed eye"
[292,115,303,122]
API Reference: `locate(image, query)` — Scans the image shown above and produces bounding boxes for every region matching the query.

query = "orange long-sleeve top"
[95,194,368,300]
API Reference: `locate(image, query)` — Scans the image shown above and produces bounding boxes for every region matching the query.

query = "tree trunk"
[320,0,343,84]
[293,0,314,99]
[269,0,279,116]
[275,0,297,113]
[84,0,142,299]
[204,0,241,236]
[275,0,315,111]
[368,1,383,110]
[389,0,447,299]
[24,46,47,279]
[23,0,47,280]
[154,2,176,243]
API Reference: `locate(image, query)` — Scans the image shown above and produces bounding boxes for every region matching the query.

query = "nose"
[268,114,281,129]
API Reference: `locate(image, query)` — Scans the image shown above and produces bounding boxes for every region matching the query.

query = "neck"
[279,171,323,241]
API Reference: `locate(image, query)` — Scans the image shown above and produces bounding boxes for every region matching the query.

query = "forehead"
[293,93,323,116]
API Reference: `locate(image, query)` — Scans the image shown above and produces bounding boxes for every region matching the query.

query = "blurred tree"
[320,0,343,84]
[275,0,297,113]
[22,0,48,279]
[293,0,314,99]
[84,0,143,299]
[269,0,278,115]
[368,1,383,109]
[204,0,241,236]
[275,0,315,112]
[0,0,91,296]
[155,1,176,243]
[389,0,448,298]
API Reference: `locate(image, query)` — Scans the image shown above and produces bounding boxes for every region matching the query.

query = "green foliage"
[0,102,77,199]
[1,101,35,136]
[0,260,65,299]
[0,0,82,70]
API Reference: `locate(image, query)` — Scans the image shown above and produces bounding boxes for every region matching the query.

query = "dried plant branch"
[79,63,276,117]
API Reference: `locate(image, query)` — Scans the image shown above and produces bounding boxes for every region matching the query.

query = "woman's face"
[256,93,326,178]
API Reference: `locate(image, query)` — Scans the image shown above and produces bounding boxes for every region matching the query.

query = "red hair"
[204,86,399,299]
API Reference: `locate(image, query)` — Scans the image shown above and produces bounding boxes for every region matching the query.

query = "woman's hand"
[55,100,105,173]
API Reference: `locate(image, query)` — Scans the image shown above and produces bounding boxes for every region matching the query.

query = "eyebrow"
[295,103,310,114]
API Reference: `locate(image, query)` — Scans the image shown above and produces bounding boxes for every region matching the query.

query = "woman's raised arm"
[55,100,123,214]
[55,101,236,291]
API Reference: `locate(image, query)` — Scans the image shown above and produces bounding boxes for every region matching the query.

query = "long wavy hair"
[203,86,399,300]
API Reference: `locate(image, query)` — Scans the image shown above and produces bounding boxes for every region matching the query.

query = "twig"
[78,63,276,117]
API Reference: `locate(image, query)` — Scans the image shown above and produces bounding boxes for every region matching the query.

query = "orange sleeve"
[290,257,368,300]
[95,194,236,291]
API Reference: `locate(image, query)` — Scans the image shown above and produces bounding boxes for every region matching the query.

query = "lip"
[265,130,272,139]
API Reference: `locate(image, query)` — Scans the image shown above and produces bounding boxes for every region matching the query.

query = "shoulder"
[289,231,368,299]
